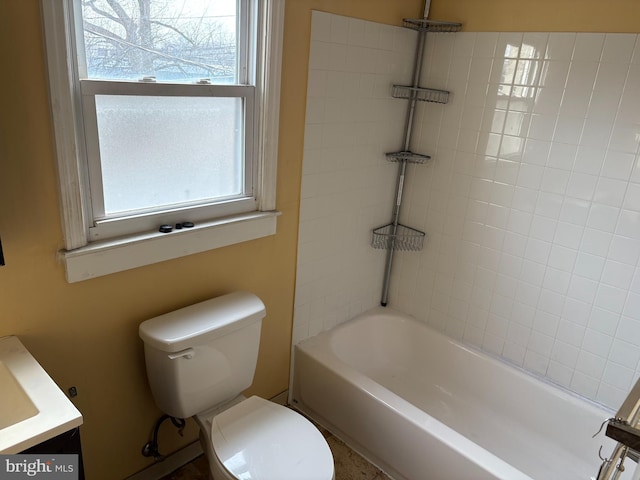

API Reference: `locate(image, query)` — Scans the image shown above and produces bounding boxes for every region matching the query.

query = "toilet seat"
[208,396,334,480]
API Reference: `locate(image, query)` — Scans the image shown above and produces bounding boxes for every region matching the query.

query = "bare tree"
[81,0,236,81]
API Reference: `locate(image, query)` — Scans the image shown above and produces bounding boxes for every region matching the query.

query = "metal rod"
[380,22,429,306]
[402,30,428,151]
[597,444,628,480]
[616,378,640,423]
[380,160,408,306]
[611,448,627,480]
[423,0,432,18]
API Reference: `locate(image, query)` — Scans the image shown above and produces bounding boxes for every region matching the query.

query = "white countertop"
[0,335,83,453]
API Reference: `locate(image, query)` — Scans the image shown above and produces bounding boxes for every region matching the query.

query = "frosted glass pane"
[81,0,237,83]
[94,95,243,216]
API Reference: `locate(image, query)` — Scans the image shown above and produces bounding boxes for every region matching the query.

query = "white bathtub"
[291,307,630,480]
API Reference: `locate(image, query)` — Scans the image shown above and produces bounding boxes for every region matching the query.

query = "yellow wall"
[0,1,421,479]
[8,0,633,477]
[430,0,640,32]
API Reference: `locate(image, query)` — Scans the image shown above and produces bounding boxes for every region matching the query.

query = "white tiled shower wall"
[293,12,415,342]
[295,12,640,409]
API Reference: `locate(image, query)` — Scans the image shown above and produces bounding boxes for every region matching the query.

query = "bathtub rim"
[296,305,616,416]
[292,309,538,480]
[291,345,533,480]
[290,305,618,480]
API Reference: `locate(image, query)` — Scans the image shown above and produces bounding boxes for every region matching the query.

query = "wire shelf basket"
[386,151,431,164]
[403,19,463,33]
[392,85,450,104]
[371,223,426,252]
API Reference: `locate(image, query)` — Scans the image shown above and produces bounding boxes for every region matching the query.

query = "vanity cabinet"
[21,427,85,480]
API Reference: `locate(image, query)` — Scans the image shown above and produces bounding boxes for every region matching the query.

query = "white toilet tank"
[139,291,266,419]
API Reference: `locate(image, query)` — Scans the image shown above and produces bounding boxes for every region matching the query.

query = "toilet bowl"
[197,396,333,480]
[139,291,334,480]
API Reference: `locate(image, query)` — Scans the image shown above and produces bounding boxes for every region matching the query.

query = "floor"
[159,432,392,480]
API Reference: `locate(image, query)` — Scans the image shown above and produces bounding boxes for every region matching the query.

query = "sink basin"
[0,361,39,429]
[0,336,82,453]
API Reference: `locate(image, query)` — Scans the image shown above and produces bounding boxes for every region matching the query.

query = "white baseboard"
[126,441,203,480]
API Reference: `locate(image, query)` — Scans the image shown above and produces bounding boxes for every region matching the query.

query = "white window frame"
[83,82,257,240]
[41,0,284,283]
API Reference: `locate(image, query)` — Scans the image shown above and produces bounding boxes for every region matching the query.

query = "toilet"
[139,291,334,480]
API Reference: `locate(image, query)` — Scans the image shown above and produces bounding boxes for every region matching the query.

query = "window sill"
[60,211,281,283]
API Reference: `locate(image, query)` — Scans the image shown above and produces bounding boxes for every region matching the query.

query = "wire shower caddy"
[371,6,461,306]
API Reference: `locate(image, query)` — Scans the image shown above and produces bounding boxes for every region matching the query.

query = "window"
[42,0,284,282]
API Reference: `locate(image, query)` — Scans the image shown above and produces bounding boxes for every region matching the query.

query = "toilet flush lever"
[167,348,195,360]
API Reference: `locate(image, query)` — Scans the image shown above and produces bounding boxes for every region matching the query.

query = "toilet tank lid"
[139,291,266,353]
